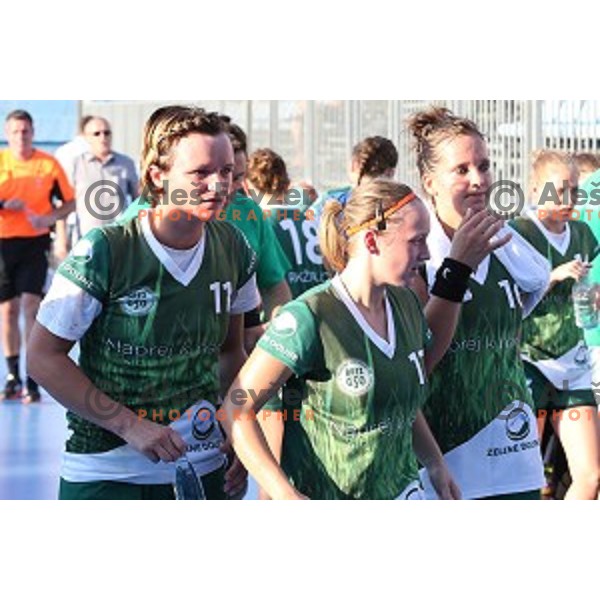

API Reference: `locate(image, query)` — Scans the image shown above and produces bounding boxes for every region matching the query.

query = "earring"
[365,231,378,254]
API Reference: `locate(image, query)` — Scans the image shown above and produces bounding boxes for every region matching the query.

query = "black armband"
[0,200,5,210]
[244,306,263,329]
[430,258,473,303]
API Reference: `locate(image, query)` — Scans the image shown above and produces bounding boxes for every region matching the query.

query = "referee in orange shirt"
[0,110,75,402]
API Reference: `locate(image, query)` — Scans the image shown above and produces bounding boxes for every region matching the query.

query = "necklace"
[337,273,388,336]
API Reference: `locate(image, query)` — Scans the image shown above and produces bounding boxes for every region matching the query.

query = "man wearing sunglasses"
[71,117,138,242]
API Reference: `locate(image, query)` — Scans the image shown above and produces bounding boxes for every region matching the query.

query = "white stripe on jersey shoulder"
[140,212,206,286]
[37,272,102,341]
[331,274,396,359]
[528,209,571,256]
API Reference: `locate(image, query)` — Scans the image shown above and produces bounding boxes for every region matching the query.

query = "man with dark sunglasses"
[71,117,138,241]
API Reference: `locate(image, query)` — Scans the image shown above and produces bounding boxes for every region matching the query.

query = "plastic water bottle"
[572,273,599,330]
[173,456,206,500]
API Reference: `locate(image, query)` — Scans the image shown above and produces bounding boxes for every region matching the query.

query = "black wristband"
[244,306,263,329]
[0,200,5,210]
[430,258,473,302]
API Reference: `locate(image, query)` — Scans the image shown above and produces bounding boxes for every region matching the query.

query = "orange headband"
[346,191,417,237]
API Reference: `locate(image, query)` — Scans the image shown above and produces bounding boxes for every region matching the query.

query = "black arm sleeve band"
[243,306,263,329]
[430,258,473,303]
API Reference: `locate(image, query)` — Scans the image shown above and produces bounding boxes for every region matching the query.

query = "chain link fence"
[84,100,600,195]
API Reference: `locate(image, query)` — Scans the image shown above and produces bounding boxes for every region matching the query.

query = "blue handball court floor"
[0,381,67,500]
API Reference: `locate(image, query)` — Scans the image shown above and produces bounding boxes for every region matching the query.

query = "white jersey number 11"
[210,281,233,314]
[408,349,426,385]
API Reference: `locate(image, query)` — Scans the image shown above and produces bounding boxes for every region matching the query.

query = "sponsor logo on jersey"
[330,414,410,439]
[505,406,531,441]
[574,344,590,366]
[70,238,94,263]
[288,270,328,285]
[335,359,374,397]
[60,263,96,292]
[403,484,425,500]
[486,401,539,457]
[271,311,298,338]
[192,403,217,441]
[117,286,157,316]
[264,336,299,363]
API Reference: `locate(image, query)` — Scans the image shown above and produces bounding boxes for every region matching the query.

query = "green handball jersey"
[257,275,430,500]
[510,215,598,391]
[39,214,257,483]
[222,192,291,289]
[121,194,291,291]
[422,254,544,499]
[579,170,600,348]
[264,205,327,298]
